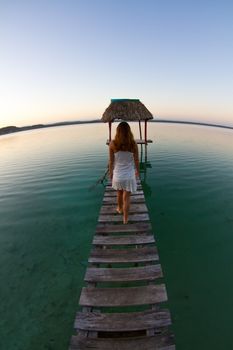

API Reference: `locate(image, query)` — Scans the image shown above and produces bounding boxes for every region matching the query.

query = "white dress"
[112,151,137,193]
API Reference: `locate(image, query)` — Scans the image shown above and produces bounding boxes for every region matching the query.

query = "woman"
[109,122,139,224]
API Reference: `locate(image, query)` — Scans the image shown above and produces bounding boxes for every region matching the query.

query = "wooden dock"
[69,180,175,350]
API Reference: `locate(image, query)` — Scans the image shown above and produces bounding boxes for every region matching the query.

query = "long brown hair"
[113,122,136,152]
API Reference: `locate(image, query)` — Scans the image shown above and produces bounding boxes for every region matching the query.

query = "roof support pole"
[108,122,112,142]
[139,120,142,140]
[144,120,148,145]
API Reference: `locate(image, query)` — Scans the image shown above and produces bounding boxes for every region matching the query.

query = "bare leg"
[123,190,131,224]
[117,190,123,213]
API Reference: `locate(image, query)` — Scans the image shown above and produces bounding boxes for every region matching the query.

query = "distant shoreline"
[151,119,233,130]
[0,120,101,136]
[0,119,232,136]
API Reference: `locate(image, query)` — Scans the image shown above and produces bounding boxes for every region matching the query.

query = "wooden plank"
[89,247,158,263]
[103,195,145,204]
[104,190,144,197]
[98,213,150,223]
[93,234,155,246]
[84,264,162,282]
[70,333,175,350]
[96,222,152,234]
[75,309,171,332]
[136,139,153,144]
[68,168,176,349]
[79,284,167,307]
[100,203,148,214]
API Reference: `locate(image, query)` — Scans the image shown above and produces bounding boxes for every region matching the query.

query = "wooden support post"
[139,120,142,140]
[145,143,148,163]
[108,122,112,142]
[144,120,148,145]
[140,144,143,163]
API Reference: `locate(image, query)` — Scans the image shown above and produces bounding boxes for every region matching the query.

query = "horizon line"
[0,119,232,136]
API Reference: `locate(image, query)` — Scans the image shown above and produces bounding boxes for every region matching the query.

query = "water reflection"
[139,144,152,196]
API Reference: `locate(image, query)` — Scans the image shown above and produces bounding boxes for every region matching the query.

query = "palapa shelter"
[101,99,153,144]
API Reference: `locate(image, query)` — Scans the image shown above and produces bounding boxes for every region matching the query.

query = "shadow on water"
[88,166,109,192]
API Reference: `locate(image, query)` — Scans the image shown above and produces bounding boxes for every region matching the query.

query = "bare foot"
[116,207,123,214]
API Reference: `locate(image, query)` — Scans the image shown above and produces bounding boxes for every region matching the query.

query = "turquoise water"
[0,123,233,349]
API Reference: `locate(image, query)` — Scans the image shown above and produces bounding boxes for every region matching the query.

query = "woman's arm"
[109,141,114,179]
[133,143,140,177]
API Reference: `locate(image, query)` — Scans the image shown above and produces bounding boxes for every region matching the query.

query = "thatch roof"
[101,99,153,122]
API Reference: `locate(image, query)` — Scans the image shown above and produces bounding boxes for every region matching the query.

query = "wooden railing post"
[108,122,112,142]
[144,120,148,145]
[139,120,142,140]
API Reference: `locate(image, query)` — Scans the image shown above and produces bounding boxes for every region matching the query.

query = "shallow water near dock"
[0,123,233,350]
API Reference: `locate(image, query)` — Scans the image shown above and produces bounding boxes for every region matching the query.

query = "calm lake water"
[0,123,233,350]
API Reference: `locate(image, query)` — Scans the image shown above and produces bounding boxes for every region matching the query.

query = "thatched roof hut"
[101,99,153,144]
[102,99,153,122]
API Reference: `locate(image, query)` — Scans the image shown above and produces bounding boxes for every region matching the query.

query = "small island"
[0,120,101,136]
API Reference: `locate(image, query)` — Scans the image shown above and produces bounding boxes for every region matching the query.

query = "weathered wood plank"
[93,234,155,246]
[96,222,152,234]
[89,247,158,263]
[79,284,167,307]
[84,264,162,282]
[100,203,148,214]
[98,213,150,223]
[75,309,171,332]
[104,190,144,197]
[70,333,175,350]
[103,195,145,204]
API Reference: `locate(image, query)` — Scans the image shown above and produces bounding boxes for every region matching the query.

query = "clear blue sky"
[0,0,233,127]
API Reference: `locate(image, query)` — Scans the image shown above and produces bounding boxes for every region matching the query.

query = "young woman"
[109,122,139,224]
